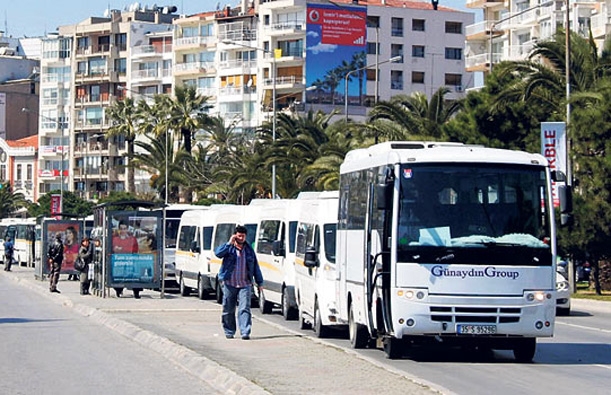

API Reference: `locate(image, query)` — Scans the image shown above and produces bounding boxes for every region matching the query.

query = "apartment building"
[34,1,472,203]
[38,7,177,201]
[465,0,604,76]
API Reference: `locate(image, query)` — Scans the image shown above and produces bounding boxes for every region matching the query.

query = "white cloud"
[308,42,337,55]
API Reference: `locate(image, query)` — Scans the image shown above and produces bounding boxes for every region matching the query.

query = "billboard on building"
[541,122,566,207]
[305,3,367,107]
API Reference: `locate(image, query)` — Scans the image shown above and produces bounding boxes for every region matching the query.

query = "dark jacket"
[48,239,64,264]
[4,240,14,257]
[76,242,93,271]
[215,242,263,287]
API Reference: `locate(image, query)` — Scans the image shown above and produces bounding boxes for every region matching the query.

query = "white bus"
[294,191,343,337]
[0,217,37,267]
[207,205,259,304]
[251,198,303,320]
[337,141,563,361]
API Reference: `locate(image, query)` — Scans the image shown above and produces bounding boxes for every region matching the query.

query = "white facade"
[466,0,603,79]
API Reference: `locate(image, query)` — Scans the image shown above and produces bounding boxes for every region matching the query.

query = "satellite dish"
[246,79,253,87]
[103,8,110,17]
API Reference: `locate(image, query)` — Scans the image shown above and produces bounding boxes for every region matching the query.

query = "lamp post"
[344,56,402,123]
[222,40,278,198]
[23,107,66,214]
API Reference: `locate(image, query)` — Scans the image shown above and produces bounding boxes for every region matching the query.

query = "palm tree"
[165,85,212,153]
[367,87,462,140]
[0,182,28,218]
[106,97,142,193]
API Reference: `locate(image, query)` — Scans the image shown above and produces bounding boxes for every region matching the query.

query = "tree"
[367,87,462,141]
[106,97,141,194]
[28,190,94,218]
[165,85,212,154]
[0,182,28,218]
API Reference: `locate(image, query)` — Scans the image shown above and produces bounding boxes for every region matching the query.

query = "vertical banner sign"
[305,3,367,105]
[50,194,62,218]
[541,122,566,207]
[0,93,6,139]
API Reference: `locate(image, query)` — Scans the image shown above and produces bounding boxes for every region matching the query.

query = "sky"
[3,0,474,38]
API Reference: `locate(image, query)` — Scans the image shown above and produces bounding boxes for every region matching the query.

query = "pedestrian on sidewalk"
[214,225,263,340]
[3,236,14,271]
[48,233,64,293]
[76,237,93,295]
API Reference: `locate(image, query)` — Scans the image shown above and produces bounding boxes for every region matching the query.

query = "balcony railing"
[174,35,214,47]
[131,44,173,56]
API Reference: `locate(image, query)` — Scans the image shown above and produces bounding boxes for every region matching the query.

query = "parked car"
[576,261,592,282]
[556,271,571,316]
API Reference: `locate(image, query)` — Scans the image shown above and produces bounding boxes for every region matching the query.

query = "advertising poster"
[305,3,367,106]
[107,211,161,289]
[42,220,83,275]
[541,122,566,207]
[50,194,62,218]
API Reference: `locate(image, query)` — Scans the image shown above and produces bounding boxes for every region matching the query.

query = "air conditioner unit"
[455,85,463,92]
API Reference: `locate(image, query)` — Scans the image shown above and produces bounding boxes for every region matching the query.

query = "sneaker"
[51,289,61,293]
[241,335,250,340]
[225,334,234,339]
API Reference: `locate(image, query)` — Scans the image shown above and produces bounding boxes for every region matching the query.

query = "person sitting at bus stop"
[3,236,14,271]
[76,237,93,295]
[214,225,264,340]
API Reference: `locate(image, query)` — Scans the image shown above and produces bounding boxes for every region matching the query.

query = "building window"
[114,33,127,51]
[367,16,380,29]
[391,18,403,37]
[115,58,127,75]
[17,164,22,180]
[391,44,403,62]
[367,42,379,55]
[412,45,425,58]
[264,15,270,26]
[412,19,425,32]
[27,164,33,181]
[445,21,462,34]
[391,70,403,90]
[412,71,425,84]
[445,47,463,60]
[445,73,462,86]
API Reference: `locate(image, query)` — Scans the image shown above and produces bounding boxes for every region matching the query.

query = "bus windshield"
[396,163,552,266]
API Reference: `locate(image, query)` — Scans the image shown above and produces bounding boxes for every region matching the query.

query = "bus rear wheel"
[179,275,190,297]
[349,303,368,349]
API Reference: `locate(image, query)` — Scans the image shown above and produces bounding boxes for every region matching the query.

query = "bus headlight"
[398,288,427,300]
[526,291,548,302]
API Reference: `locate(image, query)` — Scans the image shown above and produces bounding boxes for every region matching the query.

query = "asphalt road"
[0,275,221,395]
[3,265,610,395]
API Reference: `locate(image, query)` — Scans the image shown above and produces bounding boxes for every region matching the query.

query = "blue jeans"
[221,283,253,338]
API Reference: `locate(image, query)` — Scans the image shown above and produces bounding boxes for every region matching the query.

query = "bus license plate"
[457,324,497,335]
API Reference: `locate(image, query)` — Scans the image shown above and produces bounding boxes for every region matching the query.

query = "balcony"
[174,35,215,48]
[174,61,216,76]
[466,0,504,9]
[262,75,304,90]
[466,20,503,41]
[131,44,173,58]
[266,22,305,38]
[465,52,502,72]
[131,69,159,82]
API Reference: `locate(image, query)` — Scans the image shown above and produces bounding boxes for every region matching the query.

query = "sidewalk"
[3,265,443,395]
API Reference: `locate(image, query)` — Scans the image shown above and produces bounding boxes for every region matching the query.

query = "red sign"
[50,194,62,218]
[307,5,366,47]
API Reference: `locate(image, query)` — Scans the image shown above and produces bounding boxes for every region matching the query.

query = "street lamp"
[222,39,278,198]
[344,56,402,122]
[23,107,66,214]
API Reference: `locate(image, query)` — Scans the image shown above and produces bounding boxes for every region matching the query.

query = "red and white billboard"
[541,122,566,207]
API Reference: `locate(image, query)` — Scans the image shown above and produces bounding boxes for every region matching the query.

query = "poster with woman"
[42,221,83,274]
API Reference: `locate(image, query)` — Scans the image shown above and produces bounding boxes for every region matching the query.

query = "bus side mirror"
[376,183,393,210]
[272,240,285,257]
[558,184,573,227]
[304,246,319,268]
[551,170,567,183]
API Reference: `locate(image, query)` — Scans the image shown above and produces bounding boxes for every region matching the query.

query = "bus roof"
[340,141,548,174]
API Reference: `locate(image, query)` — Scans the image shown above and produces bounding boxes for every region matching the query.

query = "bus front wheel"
[349,303,368,349]
[513,338,536,363]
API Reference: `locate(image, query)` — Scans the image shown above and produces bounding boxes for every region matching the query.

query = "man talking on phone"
[214,225,263,340]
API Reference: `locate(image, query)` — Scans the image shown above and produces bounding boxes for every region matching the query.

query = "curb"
[9,273,270,395]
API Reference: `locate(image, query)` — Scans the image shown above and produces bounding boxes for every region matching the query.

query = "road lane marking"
[556,320,611,334]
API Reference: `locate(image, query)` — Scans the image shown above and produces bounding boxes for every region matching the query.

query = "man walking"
[48,233,64,293]
[214,225,263,340]
[3,236,14,271]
